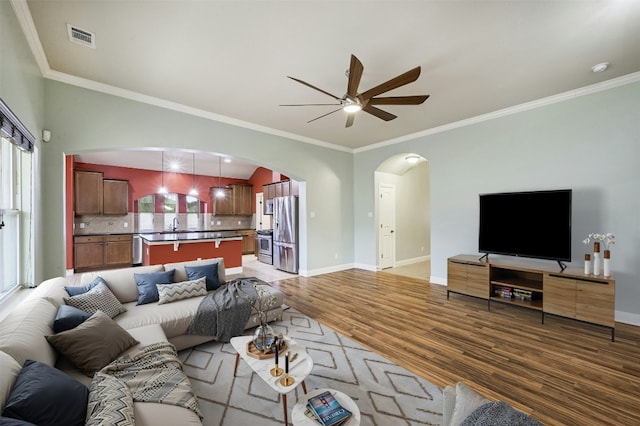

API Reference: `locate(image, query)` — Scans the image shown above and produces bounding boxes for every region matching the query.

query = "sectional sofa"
[0,257,284,425]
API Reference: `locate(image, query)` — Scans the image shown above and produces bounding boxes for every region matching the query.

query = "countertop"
[140,231,242,243]
[75,229,252,237]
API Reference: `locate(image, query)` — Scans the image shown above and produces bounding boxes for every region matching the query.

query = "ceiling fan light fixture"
[405,154,421,164]
[342,98,362,113]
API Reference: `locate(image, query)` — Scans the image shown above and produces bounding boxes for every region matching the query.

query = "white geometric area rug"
[178,308,443,426]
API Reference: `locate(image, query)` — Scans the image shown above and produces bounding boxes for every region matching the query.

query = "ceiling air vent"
[66,24,96,48]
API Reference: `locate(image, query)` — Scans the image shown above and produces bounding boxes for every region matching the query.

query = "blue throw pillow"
[64,276,105,296]
[134,269,175,305]
[53,305,92,333]
[185,263,220,291]
[2,360,88,426]
[0,418,37,426]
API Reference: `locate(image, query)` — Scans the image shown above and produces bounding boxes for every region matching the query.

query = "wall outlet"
[124,222,128,228]
[216,221,221,225]
[211,221,214,225]
[79,223,85,228]
[238,220,242,225]
[334,252,339,259]
[421,246,424,252]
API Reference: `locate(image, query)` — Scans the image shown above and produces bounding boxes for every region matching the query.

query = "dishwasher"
[132,234,143,266]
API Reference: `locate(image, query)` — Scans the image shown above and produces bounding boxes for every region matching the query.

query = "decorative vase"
[253,323,276,351]
[593,242,601,276]
[584,253,591,275]
[603,249,611,277]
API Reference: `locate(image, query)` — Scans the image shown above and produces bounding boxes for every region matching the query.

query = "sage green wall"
[42,80,354,279]
[0,1,45,284]
[355,82,640,319]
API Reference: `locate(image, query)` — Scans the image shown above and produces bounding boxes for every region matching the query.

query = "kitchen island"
[140,231,243,271]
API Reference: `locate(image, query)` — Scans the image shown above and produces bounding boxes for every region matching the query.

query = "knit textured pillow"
[63,282,126,318]
[157,277,207,305]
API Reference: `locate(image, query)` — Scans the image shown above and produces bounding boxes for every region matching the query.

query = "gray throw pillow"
[63,282,126,318]
[45,311,139,376]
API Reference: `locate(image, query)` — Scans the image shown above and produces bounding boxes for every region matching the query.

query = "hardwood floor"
[270,269,640,426]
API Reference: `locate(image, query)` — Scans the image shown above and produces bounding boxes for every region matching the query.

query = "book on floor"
[307,390,352,426]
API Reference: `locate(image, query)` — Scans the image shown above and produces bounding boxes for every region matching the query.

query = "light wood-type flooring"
[270,268,640,426]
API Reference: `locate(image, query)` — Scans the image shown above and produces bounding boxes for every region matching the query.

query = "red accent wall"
[73,161,250,210]
[142,239,242,268]
[249,167,285,213]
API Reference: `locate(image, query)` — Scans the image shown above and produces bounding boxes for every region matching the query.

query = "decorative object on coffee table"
[231,334,313,425]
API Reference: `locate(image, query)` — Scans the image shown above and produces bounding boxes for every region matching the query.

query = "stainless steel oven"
[256,229,273,265]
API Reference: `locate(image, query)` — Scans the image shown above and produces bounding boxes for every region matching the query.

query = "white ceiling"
[16,0,640,175]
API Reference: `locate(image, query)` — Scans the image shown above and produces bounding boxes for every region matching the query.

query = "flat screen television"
[478,189,572,265]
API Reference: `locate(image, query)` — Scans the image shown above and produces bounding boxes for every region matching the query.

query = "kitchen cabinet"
[74,171,129,216]
[211,187,233,215]
[74,234,132,272]
[239,229,256,254]
[232,184,253,215]
[211,184,252,215]
[103,179,129,215]
[74,171,103,215]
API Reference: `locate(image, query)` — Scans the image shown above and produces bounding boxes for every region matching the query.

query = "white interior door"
[379,184,396,269]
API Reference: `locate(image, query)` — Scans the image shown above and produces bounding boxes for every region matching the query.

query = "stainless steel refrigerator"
[273,196,298,273]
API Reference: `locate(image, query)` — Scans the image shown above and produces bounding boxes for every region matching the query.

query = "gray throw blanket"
[461,401,543,426]
[187,278,259,342]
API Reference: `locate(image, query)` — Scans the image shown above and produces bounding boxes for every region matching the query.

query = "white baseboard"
[394,255,430,267]
[430,276,447,286]
[616,310,640,326]
[353,262,376,272]
[66,269,74,276]
[226,266,242,276]
[305,263,358,277]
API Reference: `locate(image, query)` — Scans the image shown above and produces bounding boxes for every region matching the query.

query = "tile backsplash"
[74,213,255,234]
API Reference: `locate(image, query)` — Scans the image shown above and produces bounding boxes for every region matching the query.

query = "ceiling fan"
[281,54,429,127]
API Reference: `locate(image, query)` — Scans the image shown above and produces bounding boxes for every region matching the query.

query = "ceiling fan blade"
[307,108,343,123]
[280,103,342,106]
[368,95,430,105]
[345,113,355,128]
[363,105,397,121]
[287,76,341,100]
[359,66,422,100]
[346,55,364,98]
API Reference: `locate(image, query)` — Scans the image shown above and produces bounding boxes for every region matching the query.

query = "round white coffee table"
[291,388,361,426]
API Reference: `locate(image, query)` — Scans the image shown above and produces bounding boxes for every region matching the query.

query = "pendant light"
[215,156,225,198]
[158,151,167,194]
[189,153,198,196]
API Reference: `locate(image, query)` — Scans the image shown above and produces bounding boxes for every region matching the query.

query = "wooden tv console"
[447,254,616,341]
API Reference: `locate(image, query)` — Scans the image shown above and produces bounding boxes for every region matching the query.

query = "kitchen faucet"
[172,216,179,232]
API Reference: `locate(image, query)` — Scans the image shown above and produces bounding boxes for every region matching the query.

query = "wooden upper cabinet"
[232,184,253,215]
[103,179,129,215]
[74,171,103,215]
[211,187,233,215]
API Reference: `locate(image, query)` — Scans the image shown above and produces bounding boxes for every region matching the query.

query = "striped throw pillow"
[157,277,208,305]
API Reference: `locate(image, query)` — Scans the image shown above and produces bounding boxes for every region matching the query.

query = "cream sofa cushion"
[0,350,21,413]
[165,258,226,285]
[81,264,164,303]
[0,297,58,366]
[115,297,204,338]
[24,277,71,308]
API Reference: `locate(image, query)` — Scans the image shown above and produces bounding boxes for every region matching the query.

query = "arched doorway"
[375,153,430,280]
